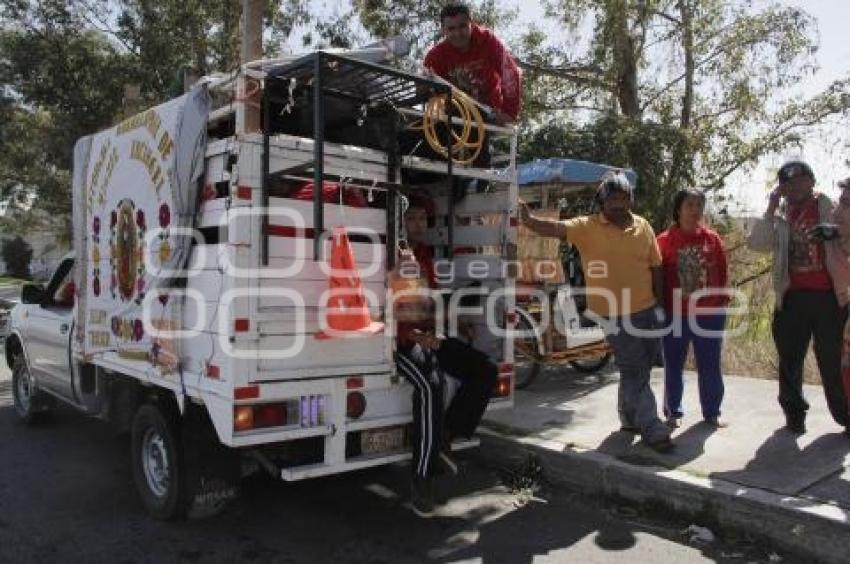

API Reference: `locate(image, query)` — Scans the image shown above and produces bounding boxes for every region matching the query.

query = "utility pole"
[237,0,264,134]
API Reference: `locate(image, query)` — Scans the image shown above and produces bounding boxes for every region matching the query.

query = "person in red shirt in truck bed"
[424,2,522,125]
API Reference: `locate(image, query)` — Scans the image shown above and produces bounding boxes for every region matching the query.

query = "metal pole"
[262,85,270,265]
[387,116,399,269]
[313,53,325,261]
[446,90,454,259]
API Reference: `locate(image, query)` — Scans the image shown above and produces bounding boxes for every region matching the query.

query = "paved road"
[0,363,789,564]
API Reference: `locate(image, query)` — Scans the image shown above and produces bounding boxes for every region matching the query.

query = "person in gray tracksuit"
[747,160,849,434]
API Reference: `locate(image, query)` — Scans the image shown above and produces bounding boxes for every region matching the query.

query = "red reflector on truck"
[234,386,260,400]
[346,377,364,390]
[206,364,220,380]
[234,318,250,332]
[499,363,514,374]
[237,185,252,200]
[347,392,366,419]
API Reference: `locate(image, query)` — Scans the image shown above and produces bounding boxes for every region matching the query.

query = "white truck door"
[26,257,76,399]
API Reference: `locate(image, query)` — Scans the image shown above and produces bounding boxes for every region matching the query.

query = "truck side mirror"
[21,284,46,305]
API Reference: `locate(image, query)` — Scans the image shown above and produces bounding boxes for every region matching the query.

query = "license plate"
[361,426,405,456]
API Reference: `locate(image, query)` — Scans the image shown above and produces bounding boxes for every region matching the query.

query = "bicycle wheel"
[513,307,544,389]
[568,353,612,374]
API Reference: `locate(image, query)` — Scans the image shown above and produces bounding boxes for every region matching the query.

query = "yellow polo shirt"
[561,213,661,317]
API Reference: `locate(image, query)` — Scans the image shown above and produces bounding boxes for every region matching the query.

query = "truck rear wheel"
[11,356,51,423]
[131,404,188,520]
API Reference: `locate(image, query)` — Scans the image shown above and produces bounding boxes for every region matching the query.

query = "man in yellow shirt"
[519,173,673,453]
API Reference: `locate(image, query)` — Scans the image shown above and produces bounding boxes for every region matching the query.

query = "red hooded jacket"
[424,24,523,120]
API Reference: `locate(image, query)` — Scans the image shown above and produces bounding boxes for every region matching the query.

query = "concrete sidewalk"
[479,366,850,563]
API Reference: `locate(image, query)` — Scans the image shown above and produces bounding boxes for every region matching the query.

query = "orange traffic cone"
[315,226,384,340]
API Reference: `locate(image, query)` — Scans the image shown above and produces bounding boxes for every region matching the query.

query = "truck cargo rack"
[262,51,455,264]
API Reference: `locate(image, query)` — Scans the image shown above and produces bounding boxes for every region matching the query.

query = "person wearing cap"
[748,161,849,434]
[519,172,673,453]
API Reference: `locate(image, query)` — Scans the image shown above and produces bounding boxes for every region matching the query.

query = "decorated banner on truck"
[72,86,209,373]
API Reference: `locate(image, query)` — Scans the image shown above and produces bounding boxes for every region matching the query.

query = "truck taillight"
[494,377,512,398]
[255,404,288,428]
[233,399,304,432]
[234,405,254,432]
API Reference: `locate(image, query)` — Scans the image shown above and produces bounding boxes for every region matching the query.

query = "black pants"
[437,337,498,439]
[396,346,444,479]
[395,338,497,478]
[772,290,848,426]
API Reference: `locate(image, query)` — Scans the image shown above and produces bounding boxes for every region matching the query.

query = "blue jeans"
[662,314,726,420]
[604,307,670,443]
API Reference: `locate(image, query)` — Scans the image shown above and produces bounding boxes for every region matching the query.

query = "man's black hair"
[440,2,471,22]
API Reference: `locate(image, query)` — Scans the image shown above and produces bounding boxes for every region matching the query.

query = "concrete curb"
[473,426,850,564]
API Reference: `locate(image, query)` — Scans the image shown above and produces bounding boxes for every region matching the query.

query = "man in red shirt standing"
[424,3,522,125]
[748,160,849,434]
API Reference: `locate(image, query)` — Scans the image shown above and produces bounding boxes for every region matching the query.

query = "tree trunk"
[612,1,641,119]
[679,0,695,130]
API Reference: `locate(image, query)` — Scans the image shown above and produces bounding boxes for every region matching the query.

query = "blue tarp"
[518,158,637,188]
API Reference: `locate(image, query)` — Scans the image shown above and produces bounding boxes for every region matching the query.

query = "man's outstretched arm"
[519,200,568,240]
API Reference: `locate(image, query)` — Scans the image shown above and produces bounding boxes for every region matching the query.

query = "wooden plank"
[237,135,389,185]
[243,133,390,166]
[254,334,389,373]
[267,198,386,234]
[204,154,227,186]
[257,278,387,308]
[449,256,506,280]
[197,199,228,229]
[401,155,516,183]
[268,237,387,266]
[427,225,503,246]
[434,191,513,216]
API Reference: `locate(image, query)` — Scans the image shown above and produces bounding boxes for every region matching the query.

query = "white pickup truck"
[4,49,518,519]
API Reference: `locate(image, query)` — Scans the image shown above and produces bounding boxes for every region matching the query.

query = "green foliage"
[518,114,689,228]
[517,0,850,218]
[1,236,33,279]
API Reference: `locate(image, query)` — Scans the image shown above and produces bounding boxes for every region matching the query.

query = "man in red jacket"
[424,3,522,125]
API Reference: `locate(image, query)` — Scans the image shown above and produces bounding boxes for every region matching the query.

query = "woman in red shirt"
[656,189,729,428]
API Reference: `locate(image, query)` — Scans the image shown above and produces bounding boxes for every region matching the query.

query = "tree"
[515,0,850,226]
[1,236,33,279]
[0,0,308,231]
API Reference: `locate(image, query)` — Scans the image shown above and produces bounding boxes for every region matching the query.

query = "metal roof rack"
[262,51,456,264]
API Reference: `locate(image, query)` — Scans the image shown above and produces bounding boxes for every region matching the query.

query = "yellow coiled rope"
[416,88,486,165]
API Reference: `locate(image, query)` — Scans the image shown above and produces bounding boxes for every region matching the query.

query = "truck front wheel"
[11,356,51,423]
[131,404,188,520]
